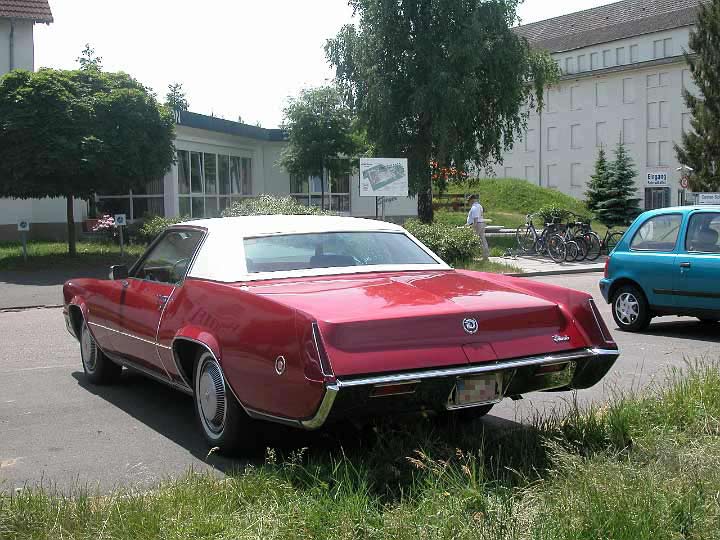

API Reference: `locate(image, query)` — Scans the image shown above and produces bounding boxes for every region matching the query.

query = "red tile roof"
[0,0,53,23]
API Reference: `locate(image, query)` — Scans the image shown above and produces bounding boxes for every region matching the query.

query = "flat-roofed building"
[495,0,703,210]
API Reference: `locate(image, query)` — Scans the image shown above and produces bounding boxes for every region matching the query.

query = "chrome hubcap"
[615,292,640,325]
[81,324,97,372]
[198,358,226,434]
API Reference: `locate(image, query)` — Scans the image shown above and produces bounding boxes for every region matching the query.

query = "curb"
[504,266,605,278]
[0,304,63,313]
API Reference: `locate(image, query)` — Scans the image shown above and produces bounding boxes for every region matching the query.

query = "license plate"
[451,373,502,406]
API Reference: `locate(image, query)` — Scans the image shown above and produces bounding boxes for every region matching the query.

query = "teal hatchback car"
[600,206,720,332]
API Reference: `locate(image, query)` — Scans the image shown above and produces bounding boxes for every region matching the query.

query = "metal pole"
[21,231,27,263]
[119,226,124,258]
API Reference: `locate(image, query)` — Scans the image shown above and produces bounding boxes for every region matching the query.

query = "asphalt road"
[1,273,719,492]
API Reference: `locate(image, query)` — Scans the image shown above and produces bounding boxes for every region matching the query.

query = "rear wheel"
[547,235,567,263]
[583,233,602,261]
[565,240,579,262]
[606,232,624,254]
[516,226,536,253]
[80,320,122,385]
[573,236,588,261]
[193,350,261,455]
[612,285,651,332]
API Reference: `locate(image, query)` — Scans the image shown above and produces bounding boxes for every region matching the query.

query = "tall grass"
[3,361,720,539]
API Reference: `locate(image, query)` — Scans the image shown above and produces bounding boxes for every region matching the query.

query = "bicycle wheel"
[573,236,588,261]
[583,232,602,261]
[565,240,579,262]
[606,232,624,254]
[547,234,567,263]
[516,225,536,253]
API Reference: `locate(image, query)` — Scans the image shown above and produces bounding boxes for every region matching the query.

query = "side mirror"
[109,264,129,280]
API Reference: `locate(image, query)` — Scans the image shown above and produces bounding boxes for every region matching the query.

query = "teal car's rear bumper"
[599,278,612,304]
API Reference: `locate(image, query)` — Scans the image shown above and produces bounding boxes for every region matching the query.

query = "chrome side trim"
[88,321,174,350]
[588,299,613,344]
[245,407,303,428]
[300,384,340,430]
[105,351,193,396]
[335,348,618,389]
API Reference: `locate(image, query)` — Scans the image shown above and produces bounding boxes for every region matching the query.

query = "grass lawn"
[3,361,720,539]
[0,242,146,272]
[456,257,522,274]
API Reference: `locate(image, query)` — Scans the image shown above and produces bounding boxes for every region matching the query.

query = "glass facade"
[290,170,350,213]
[95,177,165,221]
[177,150,252,218]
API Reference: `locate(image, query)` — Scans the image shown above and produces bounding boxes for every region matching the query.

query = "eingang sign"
[360,158,409,197]
[646,172,669,186]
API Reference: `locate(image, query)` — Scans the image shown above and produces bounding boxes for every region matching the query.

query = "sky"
[35,0,613,129]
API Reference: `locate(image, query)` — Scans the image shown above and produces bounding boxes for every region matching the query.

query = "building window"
[659,141,671,166]
[546,164,558,188]
[616,47,626,65]
[503,166,513,178]
[623,77,634,103]
[659,72,670,87]
[596,81,608,107]
[654,38,673,59]
[647,142,658,166]
[660,101,670,128]
[590,52,600,70]
[571,163,583,187]
[596,122,607,148]
[630,44,639,63]
[648,101,670,129]
[545,88,556,113]
[547,126,559,151]
[647,73,659,88]
[525,129,536,152]
[291,170,350,213]
[95,177,165,221]
[177,150,252,218]
[577,54,587,72]
[682,112,692,134]
[524,165,536,183]
[571,124,582,149]
[570,85,582,110]
[603,49,612,67]
[565,57,575,74]
[623,118,635,144]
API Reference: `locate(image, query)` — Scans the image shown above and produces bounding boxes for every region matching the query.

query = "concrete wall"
[0,18,34,74]
[495,26,696,208]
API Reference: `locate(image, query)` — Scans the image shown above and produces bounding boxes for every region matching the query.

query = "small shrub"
[536,204,575,225]
[137,215,188,244]
[222,195,332,217]
[404,219,481,264]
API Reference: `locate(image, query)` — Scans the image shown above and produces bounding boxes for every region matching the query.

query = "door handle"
[157,294,170,310]
[680,262,692,269]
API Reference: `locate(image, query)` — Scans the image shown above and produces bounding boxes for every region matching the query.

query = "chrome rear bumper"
[299,348,619,430]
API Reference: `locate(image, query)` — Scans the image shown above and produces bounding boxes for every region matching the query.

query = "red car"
[63,216,619,453]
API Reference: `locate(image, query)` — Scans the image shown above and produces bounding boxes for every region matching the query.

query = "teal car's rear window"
[630,214,682,252]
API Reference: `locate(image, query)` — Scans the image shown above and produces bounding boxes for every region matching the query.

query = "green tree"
[596,140,641,228]
[279,86,360,210]
[166,83,189,114]
[326,0,559,222]
[0,69,176,255]
[77,43,102,72]
[585,147,610,214]
[676,0,720,192]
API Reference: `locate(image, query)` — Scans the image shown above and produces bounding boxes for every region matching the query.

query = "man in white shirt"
[466,194,490,260]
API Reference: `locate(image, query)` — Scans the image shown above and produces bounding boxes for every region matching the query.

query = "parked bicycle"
[515,214,568,263]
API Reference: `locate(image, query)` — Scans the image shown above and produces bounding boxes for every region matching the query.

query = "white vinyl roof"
[183,215,448,283]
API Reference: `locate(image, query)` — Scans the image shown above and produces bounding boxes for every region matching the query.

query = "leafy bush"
[136,215,188,244]
[536,204,586,225]
[404,219,480,264]
[222,195,332,217]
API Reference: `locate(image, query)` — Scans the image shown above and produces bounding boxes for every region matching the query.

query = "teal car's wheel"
[612,285,651,332]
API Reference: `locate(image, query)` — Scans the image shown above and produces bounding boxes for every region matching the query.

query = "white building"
[496,0,702,210]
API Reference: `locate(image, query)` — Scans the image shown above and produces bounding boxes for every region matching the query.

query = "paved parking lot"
[1,273,718,492]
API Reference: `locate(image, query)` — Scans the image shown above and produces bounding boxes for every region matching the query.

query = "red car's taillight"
[303,322,335,382]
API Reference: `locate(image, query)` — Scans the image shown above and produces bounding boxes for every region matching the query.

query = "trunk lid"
[246,271,587,376]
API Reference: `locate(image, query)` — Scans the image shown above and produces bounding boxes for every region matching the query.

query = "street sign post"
[17,220,30,262]
[114,214,127,257]
[697,193,720,205]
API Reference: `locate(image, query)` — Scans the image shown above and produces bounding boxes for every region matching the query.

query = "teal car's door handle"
[680,262,692,269]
